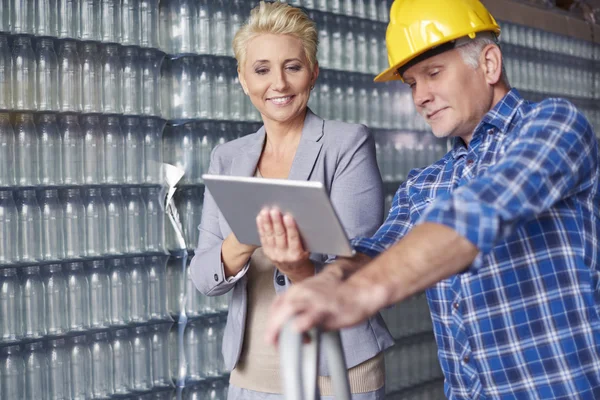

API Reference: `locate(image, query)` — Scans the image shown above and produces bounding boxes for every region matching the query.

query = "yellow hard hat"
[374,0,501,82]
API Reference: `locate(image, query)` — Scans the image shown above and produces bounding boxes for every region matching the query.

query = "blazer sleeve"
[190,145,250,296]
[321,124,384,269]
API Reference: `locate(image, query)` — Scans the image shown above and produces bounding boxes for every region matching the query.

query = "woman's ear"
[238,68,249,95]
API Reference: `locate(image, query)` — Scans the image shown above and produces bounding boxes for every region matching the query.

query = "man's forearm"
[343,222,479,316]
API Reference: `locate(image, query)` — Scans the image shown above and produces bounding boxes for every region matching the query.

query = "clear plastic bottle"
[15,189,42,262]
[170,56,196,120]
[36,38,59,111]
[140,49,163,117]
[142,117,164,184]
[65,261,91,332]
[37,113,62,186]
[0,34,12,110]
[104,116,125,184]
[128,256,149,322]
[101,0,122,43]
[107,258,130,325]
[82,115,105,185]
[195,0,210,54]
[57,0,80,39]
[14,112,39,186]
[356,20,368,74]
[195,55,213,119]
[316,13,330,69]
[144,186,166,253]
[47,338,71,400]
[0,112,15,187]
[101,43,123,114]
[90,331,114,398]
[80,0,101,41]
[122,46,141,115]
[42,263,68,336]
[111,328,133,394]
[150,323,171,387]
[82,262,109,335]
[80,42,102,113]
[147,255,168,320]
[121,0,140,46]
[177,186,202,252]
[0,268,22,342]
[132,325,152,390]
[36,0,59,38]
[213,58,229,120]
[69,334,92,399]
[331,15,343,71]
[104,187,126,254]
[343,74,357,124]
[331,72,344,121]
[83,188,108,256]
[123,117,144,184]
[228,0,246,57]
[59,114,84,185]
[140,0,160,48]
[39,188,65,261]
[12,0,36,34]
[211,0,228,56]
[61,188,86,258]
[58,40,82,112]
[123,186,147,253]
[12,35,36,110]
[0,190,18,264]
[0,345,25,399]
[23,342,48,399]
[21,266,46,339]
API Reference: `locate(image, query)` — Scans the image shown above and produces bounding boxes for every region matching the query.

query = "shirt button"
[466,159,474,166]
[463,355,470,363]
[213,274,218,282]
[487,129,494,135]
[453,302,459,310]
[276,275,286,286]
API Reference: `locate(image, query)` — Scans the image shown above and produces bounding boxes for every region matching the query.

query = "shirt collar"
[451,88,524,159]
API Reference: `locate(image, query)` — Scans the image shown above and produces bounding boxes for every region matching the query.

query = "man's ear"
[480,45,503,85]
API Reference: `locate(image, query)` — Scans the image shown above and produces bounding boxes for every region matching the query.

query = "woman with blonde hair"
[190,2,393,399]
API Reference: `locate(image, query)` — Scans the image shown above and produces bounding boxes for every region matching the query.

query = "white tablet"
[202,174,355,257]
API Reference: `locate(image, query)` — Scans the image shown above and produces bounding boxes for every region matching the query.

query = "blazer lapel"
[230,126,266,177]
[288,109,324,181]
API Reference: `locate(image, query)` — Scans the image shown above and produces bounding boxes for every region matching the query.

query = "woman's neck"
[262,109,307,155]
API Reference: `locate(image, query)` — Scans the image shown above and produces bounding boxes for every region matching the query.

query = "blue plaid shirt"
[352,89,600,399]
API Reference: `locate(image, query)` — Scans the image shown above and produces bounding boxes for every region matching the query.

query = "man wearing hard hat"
[266,0,600,398]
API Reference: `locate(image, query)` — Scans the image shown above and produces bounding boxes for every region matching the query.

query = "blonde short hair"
[233,1,318,71]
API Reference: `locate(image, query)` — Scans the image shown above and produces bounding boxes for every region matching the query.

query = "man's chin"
[431,126,452,139]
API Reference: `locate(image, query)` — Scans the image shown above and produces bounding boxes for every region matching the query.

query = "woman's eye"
[255,69,268,75]
[286,65,301,72]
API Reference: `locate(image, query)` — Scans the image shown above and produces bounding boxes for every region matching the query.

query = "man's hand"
[264,254,378,346]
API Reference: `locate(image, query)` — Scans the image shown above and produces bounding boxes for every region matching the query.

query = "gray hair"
[456,33,510,87]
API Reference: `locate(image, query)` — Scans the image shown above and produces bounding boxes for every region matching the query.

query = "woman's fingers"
[283,213,305,254]
[270,208,288,249]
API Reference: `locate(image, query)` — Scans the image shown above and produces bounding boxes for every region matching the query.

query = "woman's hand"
[256,208,314,283]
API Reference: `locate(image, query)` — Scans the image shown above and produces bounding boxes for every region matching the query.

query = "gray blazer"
[190,109,394,376]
